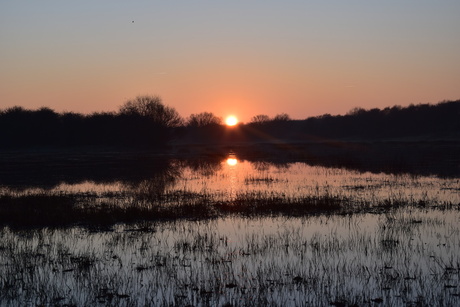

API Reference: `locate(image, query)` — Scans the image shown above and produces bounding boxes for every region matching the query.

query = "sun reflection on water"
[225,154,239,199]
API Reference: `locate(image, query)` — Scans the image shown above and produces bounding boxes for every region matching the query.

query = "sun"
[226,157,238,166]
[225,115,238,126]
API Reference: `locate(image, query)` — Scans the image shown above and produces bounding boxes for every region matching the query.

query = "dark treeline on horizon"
[182,99,460,144]
[243,99,460,142]
[0,96,182,149]
[0,98,459,149]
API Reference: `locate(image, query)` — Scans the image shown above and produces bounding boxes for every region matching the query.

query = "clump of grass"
[0,194,77,227]
[244,175,283,185]
[0,191,218,228]
[216,192,345,216]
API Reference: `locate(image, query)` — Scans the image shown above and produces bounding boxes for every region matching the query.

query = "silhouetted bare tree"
[273,113,291,121]
[186,112,222,127]
[119,95,183,128]
[346,107,366,116]
[250,114,270,124]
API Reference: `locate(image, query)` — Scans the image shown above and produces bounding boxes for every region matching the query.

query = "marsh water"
[1,151,460,306]
[4,152,458,203]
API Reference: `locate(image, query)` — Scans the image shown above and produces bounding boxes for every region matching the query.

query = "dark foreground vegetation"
[1,182,454,230]
[1,98,459,149]
[0,191,339,228]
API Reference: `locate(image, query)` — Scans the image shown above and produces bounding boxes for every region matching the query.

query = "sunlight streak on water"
[226,155,238,199]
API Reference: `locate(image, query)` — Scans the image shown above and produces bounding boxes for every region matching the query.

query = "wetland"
[0,142,459,306]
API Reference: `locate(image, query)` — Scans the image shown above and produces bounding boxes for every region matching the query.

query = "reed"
[1,207,459,306]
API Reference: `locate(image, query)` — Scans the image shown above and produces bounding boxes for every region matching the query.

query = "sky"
[1,1,459,123]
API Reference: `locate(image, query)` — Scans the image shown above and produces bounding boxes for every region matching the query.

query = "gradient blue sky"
[1,1,459,122]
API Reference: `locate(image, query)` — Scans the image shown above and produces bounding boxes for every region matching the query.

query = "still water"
[40,153,459,205]
[180,155,458,203]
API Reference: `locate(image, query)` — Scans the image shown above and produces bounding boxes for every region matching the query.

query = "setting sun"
[225,115,238,126]
[226,157,238,166]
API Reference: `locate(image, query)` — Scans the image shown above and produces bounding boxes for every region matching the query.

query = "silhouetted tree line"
[1,98,458,149]
[243,100,460,141]
[0,95,182,149]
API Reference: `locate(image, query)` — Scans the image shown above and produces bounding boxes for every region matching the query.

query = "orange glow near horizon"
[1,3,459,120]
[225,115,238,126]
